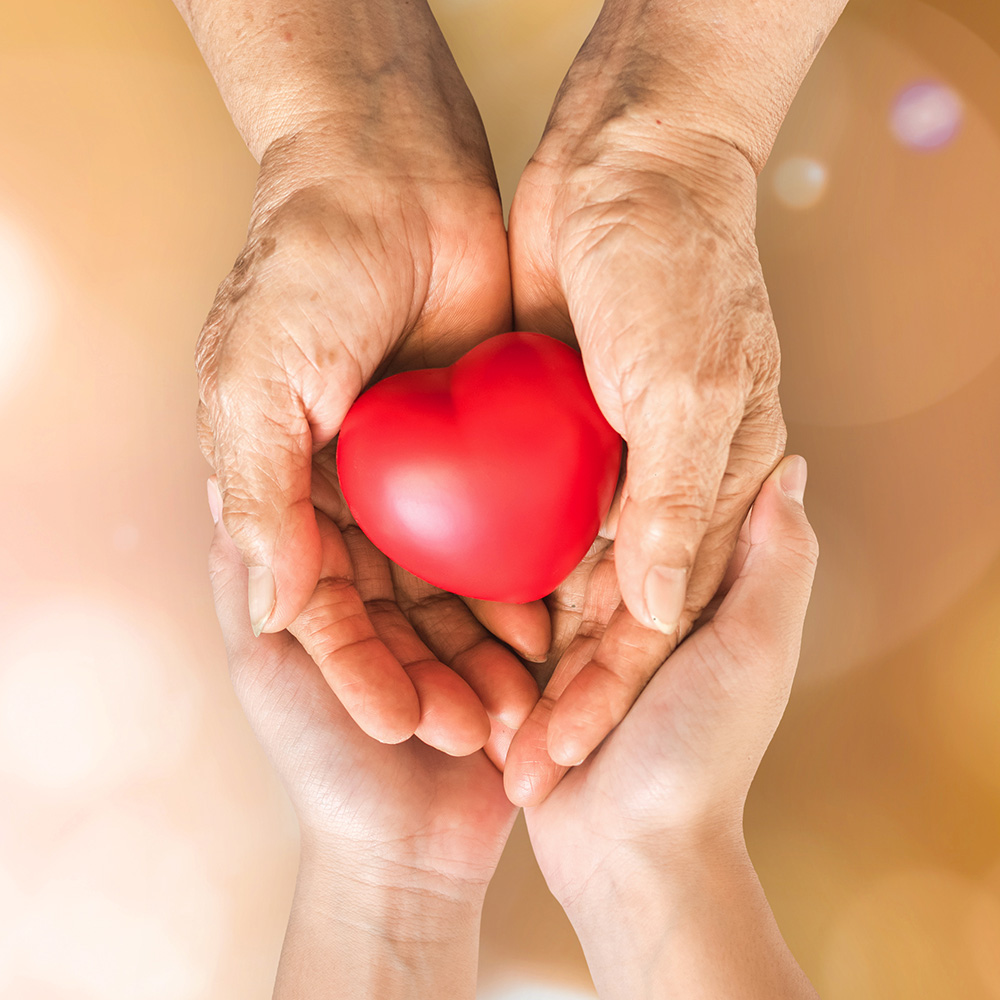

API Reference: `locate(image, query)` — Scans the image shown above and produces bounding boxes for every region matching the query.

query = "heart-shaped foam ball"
[336,331,623,602]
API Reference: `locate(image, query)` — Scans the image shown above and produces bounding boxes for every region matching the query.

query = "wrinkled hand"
[207,479,522,890]
[521,455,817,898]
[504,122,786,795]
[197,117,547,751]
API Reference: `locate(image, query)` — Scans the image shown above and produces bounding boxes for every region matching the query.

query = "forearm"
[564,835,818,1000]
[548,0,849,173]
[172,0,486,163]
[274,842,485,1000]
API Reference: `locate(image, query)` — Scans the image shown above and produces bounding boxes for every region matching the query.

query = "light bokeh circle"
[0,594,201,796]
[12,806,227,1000]
[0,213,53,404]
[479,981,598,1000]
[759,6,1000,427]
[772,156,829,209]
[891,80,964,150]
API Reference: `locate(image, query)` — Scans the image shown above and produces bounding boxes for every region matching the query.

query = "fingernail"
[643,564,687,634]
[779,455,808,504]
[558,745,588,767]
[248,565,276,637]
[521,649,549,664]
[206,478,222,525]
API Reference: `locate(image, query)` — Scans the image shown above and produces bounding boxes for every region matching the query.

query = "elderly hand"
[521,456,820,999]
[504,123,785,789]
[193,28,548,750]
[500,0,847,804]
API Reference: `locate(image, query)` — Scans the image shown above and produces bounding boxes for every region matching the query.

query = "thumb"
[614,382,743,634]
[711,454,819,665]
[206,367,354,637]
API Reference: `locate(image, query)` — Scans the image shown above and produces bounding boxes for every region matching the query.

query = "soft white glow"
[772,156,829,210]
[0,214,51,402]
[480,982,598,1000]
[891,81,963,151]
[0,595,199,795]
[0,859,24,989]
[12,807,226,1000]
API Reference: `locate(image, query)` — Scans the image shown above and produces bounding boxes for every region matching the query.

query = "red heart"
[336,332,623,602]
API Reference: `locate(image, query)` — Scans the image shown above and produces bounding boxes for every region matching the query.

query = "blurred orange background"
[1,1,998,997]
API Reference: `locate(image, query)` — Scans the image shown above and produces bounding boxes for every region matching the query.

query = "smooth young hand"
[207,479,525,996]
[520,456,820,999]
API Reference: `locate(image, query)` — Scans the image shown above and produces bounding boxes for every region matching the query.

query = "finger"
[339,525,491,757]
[709,454,818,680]
[393,564,540,739]
[545,599,673,768]
[284,509,421,745]
[503,635,601,806]
[310,444,354,530]
[545,400,784,768]
[460,595,552,663]
[203,330,360,639]
[370,604,492,758]
[208,376,326,637]
[503,545,620,804]
[612,374,744,636]
[207,477,296,668]
[681,395,786,625]
[541,533,614,674]
[692,505,752,628]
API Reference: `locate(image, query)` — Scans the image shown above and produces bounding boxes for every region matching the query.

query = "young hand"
[521,456,820,999]
[207,477,523,996]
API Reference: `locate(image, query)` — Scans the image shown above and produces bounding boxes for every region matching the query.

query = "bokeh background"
[1,0,998,996]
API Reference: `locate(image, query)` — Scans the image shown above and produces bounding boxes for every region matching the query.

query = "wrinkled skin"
[197,123,547,755]
[503,124,787,801]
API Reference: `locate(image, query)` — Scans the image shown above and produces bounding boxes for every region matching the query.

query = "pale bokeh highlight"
[0,213,52,403]
[0,596,200,796]
[772,156,829,209]
[12,807,226,999]
[479,982,598,1000]
[891,79,964,149]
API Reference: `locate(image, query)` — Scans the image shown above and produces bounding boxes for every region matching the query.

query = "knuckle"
[624,364,747,439]
[644,491,714,539]
[212,362,298,427]
[217,488,267,550]
[196,408,215,468]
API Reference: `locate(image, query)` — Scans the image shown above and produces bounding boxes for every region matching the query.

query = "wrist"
[274,836,487,1000]
[557,821,748,927]
[557,827,817,1000]
[178,0,492,173]
[542,0,847,175]
[298,828,492,918]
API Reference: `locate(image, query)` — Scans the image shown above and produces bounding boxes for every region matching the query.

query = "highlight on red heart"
[336,331,623,603]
